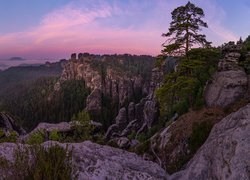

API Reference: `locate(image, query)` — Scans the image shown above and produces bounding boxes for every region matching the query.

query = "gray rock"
[105,124,119,139]
[86,89,102,112]
[128,102,135,122]
[116,137,130,149]
[20,122,72,142]
[115,107,127,129]
[143,100,158,128]
[121,119,140,137]
[0,112,26,136]
[170,103,250,180]
[205,70,248,108]
[0,141,168,180]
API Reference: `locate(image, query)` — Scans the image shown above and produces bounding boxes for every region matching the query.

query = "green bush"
[49,130,61,141]
[0,144,75,180]
[0,130,18,143]
[26,130,45,145]
[135,140,150,155]
[157,48,221,119]
[71,110,94,142]
[0,128,5,137]
[127,131,136,140]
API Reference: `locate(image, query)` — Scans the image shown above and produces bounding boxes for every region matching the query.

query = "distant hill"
[9,57,26,61]
[0,60,66,96]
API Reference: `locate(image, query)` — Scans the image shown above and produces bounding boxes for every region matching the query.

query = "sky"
[0,0,249,60]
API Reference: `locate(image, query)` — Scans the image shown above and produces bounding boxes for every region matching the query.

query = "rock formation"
[105,66,162,140]
[55,54,154,116]
[170,103,250,180]
[0,112,26,136]
[205,41,248,108]
[0,141,168,180]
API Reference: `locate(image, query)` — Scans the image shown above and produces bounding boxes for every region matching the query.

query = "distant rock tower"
[71,53,77,60]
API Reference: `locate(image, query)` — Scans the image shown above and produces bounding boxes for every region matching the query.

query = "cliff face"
[170,103,250,180]
[55,53,155,129]
[0,112,26,136]
[205,41,248,108]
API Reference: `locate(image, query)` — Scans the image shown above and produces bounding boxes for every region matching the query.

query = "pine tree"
[162,1,211,56]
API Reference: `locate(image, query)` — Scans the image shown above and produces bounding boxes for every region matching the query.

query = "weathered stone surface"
[86,89,102,112]
[128,102,135,122]
[20,122,72,142]
[115,107,127,129]
[121,119,140,137]
[116,137,130,149]
[205,70,247,108]
[105,124,119,139]
[170,103,250,180]
[0,141,168,180]
[0,112,26,135]
[143,100,158,128]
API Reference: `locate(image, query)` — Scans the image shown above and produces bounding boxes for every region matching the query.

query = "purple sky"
[0,0,249,60]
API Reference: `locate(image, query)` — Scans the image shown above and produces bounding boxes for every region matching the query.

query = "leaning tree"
[162,1,211,56]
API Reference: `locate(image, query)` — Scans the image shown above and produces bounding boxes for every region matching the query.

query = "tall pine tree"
[162,1,211,56]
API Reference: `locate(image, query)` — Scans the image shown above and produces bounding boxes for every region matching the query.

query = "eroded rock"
[170,104,250,180]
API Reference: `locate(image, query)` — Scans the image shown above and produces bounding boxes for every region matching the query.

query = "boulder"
[170,103,250,180]
[20,122,72,142]
[0,141,168,180]
[116,137,130,149]
[205,70,248,108]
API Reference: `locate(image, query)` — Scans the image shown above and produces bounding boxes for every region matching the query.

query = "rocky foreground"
[0,103,249,180]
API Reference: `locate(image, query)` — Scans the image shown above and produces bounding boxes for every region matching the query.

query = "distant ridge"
[9,57,26,61]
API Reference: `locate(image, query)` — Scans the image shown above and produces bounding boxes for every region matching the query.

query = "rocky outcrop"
[20,122,72,142]
[205,70,247,107]
[150,108,225,173]
[170,103,250,180]
[205,41,248,108]
[0,141,168,180]
[56,54,153,115]
[105,64,161,140]
[0,112,26,136]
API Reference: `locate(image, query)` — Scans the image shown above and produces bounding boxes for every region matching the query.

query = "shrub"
[71,110,94,142]
[0,144,75,180]
[0,130,18,143]
[49,130,61,141]
[127,131,136,140]
[135,140,150,155]
[26,130,45,145]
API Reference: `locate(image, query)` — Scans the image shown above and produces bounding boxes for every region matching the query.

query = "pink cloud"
[0,0,240,59]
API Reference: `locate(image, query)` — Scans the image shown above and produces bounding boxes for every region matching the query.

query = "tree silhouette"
[162,1,211,56]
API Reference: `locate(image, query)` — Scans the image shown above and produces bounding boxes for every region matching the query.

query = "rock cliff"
[205,41,248,108]
[170,103,250,180]
[55,54,154,129]
[0,112,26,136]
